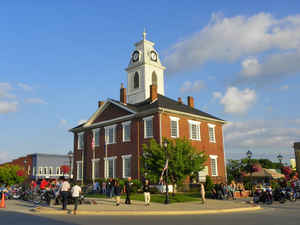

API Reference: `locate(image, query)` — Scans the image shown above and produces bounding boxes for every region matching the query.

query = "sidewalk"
[31,197,261,216]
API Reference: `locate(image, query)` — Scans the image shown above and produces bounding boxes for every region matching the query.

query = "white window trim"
[122,154,132,178]
[78,132,84,150]
[188,120,201,141]
[39,167,43,175]
[122,121,131,142]
[104,156,117,178]
[208,123,216,143]
[48,167,53,175]
[105,125,117,145]
[169,116,180,138]
[92,158,100,179]
[143,115,154,139]
[76,161,83,180]
[209,155,218,176]
[93,128,100,147]
[32,167,36,176]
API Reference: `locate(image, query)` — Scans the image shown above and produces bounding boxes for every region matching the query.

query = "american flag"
[91,136,95,149]
[159,159,168,184]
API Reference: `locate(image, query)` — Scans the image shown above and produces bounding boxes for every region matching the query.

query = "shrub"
[204,176,214,196]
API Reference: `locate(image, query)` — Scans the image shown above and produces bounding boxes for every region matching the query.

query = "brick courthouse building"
[70,33,227,183]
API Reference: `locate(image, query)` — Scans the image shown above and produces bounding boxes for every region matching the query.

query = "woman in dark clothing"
[114,181,121,206]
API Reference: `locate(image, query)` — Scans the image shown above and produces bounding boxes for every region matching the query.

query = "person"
[93,181,99,193]
[30,180,37,192]
[60,178,70,210]
[114,180,121,206]
[124,177,132,204]
[40,178,49,190]
[102,181,106,195]
[71,182,81,215]
[200,182,206,203]
[143,179,150,206]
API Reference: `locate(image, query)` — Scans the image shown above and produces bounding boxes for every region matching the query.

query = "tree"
[0,165,26,185]
[60,165,70,175]
[141,138,207,187]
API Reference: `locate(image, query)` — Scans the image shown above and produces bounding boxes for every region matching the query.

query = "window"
[122,155,132,178]
[92,159,100,179]
[93,128,100,147]
[32,167,36,176]
[208,124,216,143]
[143,116,153,138]
[210,155,218,176]
[77,161,83,180]
[43,167,48,175]
[39,167,43,175]
[105,125,116,144]
[78,132,84,149]
[56,167,60,175]
[170,116,179,138]
[188,120,201,141]
[152,72,157,86]
[104,157,116,178]
[49,167,53,175]
[122,121,131,142]
[134,72,139,89]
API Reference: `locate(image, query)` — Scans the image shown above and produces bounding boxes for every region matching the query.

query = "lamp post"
[24,159,28,175]
[277,154,283,166]
[68,151,73,180]
[163,140,169,204]
[246,150,253,195]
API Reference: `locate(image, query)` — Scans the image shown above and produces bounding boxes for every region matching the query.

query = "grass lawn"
[86,192,202,204]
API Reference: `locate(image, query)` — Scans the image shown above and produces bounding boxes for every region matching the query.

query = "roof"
[112,94,225,122]
[70,95,225,131]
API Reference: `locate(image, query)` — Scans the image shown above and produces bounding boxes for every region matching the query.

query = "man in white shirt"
[71,182,82,215]
[60,178,70,210]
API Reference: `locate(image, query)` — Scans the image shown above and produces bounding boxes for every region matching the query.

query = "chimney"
[150,84,158,102]
[98,101,104,108]
[178,97,183,104]
[187,96,194,108]
[120,83,127,104]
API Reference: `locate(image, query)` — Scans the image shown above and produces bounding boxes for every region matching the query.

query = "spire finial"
[143,28,147,40]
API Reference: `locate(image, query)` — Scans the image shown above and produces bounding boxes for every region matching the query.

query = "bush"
[149,186,160,194]
[205,176,214,194]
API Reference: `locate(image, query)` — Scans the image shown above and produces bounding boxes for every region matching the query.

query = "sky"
[1,1,300,164]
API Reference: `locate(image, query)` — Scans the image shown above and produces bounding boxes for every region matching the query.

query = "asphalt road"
[1,201,300,225]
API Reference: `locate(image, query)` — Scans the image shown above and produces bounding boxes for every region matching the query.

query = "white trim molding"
[169,116,180,138]
[143,115,154,139]
[209,155,218,176]
[122,154,132,178]
[188,120,201,141]
[208,123,216,143]
[105,125,117,145]
[122,121,132,142]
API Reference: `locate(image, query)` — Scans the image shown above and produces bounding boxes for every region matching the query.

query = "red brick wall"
[160,112,226,183]
[72,108,226,184]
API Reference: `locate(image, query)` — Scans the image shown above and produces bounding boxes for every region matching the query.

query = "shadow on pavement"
[0,210,75,225]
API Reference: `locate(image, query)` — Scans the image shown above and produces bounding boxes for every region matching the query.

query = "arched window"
[134,72,139,89]
[152,72,157,86]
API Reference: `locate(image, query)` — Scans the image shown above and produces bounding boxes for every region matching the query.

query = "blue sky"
[1,1,300,163]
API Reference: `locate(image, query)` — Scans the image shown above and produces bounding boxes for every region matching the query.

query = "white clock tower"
[125,31,166,104]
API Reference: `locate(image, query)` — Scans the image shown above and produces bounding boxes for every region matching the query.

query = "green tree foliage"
[0,165,26,185]
[141,138,207,186]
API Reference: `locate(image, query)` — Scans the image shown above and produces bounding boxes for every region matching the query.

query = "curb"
[32,206,261,216]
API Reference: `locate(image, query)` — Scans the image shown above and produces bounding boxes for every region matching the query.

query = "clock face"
[132,51,139,62]
[150,51,157,61]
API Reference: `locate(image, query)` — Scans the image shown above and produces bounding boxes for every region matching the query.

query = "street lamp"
[68,151,73,180]
[246,150,253,195]
[163,139,169,204]
[277,154,283,165]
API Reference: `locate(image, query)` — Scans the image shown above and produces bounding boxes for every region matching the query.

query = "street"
[1,201,300,225]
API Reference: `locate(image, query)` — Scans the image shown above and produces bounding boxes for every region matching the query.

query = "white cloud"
[215,87,256,115]
[241,57,261,77]
[180,80,205,93]
[0,82,15,99]
[0,101,18,114]
[164,13,300,77]
[0,152,13,164]
[224,120,300,152]
[25,98,47,104]
[17,83,33,91]
[280,85,289,91]
[212,91,222,99]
